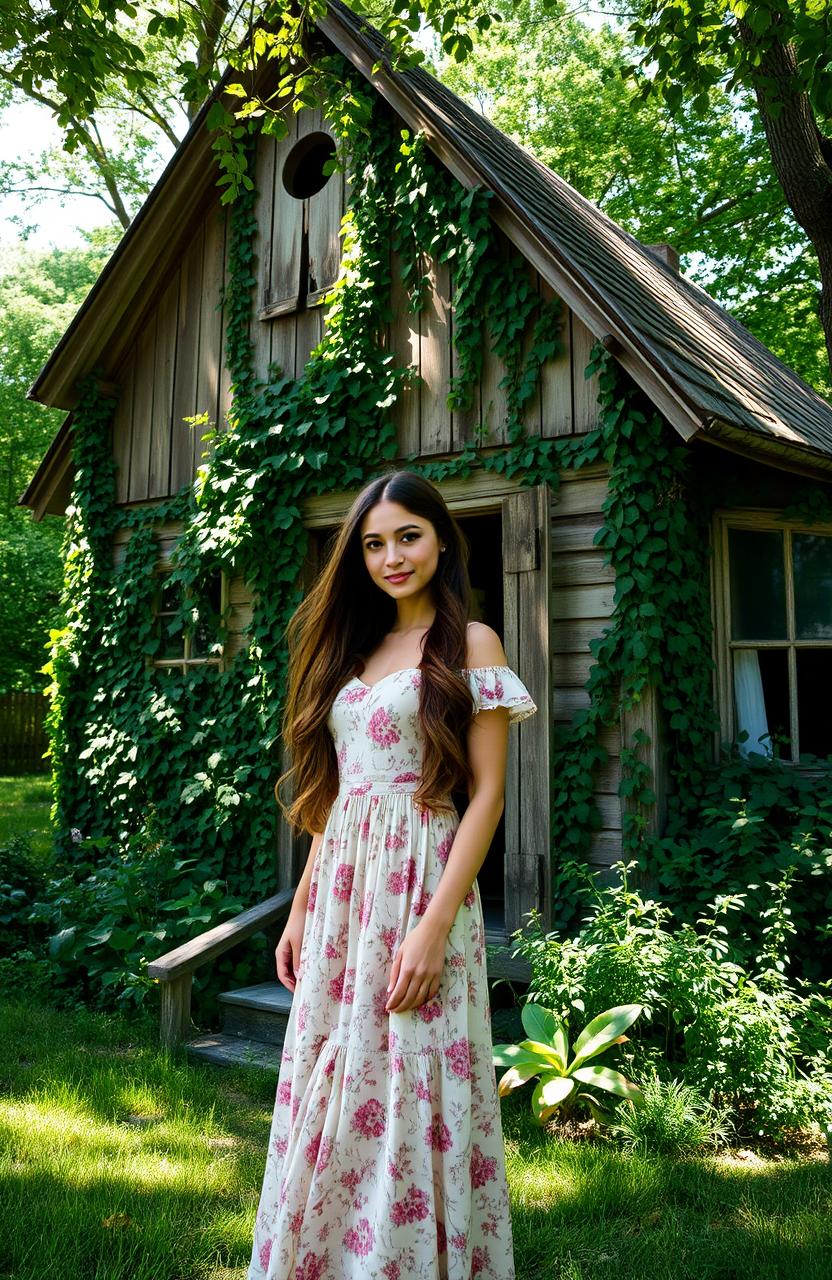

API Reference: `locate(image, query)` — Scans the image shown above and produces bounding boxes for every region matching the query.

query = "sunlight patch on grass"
[0,1079,250,1200]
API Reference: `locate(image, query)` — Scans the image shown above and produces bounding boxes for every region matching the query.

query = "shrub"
[649,751,832,984]
[608,1070,734,1156]
[507,860,832,1141]
[7,808,259,1019]
[0,834,48,954]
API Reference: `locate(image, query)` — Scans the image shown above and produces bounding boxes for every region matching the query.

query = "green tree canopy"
[437,0,831,396]
[0,240,109,689]
[609,0,832,378]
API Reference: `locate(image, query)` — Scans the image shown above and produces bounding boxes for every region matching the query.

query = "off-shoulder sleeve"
[464,665,538,724]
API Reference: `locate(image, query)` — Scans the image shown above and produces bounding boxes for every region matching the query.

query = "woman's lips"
[385,571,413,583]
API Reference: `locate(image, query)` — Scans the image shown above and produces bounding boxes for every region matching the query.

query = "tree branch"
[130,86,182,147]
[0,182,121,216]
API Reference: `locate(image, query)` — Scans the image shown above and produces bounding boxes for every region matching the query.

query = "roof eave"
[18,414,74,518]
[700,416,832,479]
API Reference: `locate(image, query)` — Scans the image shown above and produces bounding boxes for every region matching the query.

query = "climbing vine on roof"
[35,62,832,1014]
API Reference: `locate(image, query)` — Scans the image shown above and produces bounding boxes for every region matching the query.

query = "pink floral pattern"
[247,666,536,1280]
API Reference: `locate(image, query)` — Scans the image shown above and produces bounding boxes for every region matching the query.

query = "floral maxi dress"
[247,664,538,1280]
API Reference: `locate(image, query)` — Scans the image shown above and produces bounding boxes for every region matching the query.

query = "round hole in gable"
[282,132,337,200]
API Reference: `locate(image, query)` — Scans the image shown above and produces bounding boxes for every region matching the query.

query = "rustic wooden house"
[21,1,832,1061]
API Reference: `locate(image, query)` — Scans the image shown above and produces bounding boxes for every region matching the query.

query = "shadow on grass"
[1,998,829,1280]
[500,1090,832,1280]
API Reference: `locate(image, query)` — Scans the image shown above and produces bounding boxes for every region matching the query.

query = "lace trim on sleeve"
[463,665,538,725]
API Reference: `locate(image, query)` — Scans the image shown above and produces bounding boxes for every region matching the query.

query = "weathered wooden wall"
[550,464,622,873]
[388,252,601,456]
[108,104,602,507]
[110,199,232,505]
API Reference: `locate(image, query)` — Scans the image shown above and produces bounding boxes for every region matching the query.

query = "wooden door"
[502,483,553,934]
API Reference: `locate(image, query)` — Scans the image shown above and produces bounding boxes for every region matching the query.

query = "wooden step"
[185,1033,281,1070]
[484,929,531,982]
[189,990,525,1073]
[219,981,294,1046]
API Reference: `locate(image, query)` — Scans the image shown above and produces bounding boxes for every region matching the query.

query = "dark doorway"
[308,510,507,932]
[452,511,505,934]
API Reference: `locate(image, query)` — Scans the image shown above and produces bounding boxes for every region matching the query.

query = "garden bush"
[647,747,832,985]
[507,859,832,1142]
[608,1070,735,1156]
[0,809,268,1023]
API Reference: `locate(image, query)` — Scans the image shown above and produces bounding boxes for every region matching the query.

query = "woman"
[247,469,537,1280]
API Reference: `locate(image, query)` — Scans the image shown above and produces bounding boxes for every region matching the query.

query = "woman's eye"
[365,533,419,550]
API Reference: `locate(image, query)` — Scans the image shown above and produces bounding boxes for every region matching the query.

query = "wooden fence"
[0,691,50,774]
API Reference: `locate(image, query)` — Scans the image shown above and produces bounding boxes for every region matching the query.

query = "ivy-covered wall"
[42,66,832,1008]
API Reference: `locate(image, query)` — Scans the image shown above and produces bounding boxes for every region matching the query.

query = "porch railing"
[147,889,295,1047]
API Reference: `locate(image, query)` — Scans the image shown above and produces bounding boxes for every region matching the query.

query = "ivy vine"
[43,63,832,1009]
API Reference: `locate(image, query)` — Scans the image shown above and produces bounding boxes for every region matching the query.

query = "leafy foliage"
[508,861,832,1140]
[493,1000,644,1125]
[608,1069,735,1155]
[613,0,832,372]
[621,0,832,122]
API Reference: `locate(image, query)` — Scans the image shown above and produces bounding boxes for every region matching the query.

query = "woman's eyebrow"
[361,524,423,539]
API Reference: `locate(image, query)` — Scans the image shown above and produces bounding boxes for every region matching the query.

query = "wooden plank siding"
[109,200,229,506]
[550,464,622,872]
[389,227,600,455]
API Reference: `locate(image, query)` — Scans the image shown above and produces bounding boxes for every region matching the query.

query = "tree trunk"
[190,0,232,122]
[737,15,832,376]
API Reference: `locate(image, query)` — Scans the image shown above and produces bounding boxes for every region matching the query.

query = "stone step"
[185,1033,282,1071]
[219,982,294,1046]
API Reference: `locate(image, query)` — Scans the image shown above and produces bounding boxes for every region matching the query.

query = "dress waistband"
[337,774,421,797]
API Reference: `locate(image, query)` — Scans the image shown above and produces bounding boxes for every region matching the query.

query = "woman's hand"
[275,905,307,993]
[385,918,449,1013]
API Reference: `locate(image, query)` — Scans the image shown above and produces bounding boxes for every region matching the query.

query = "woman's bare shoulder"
[464,620,508,668]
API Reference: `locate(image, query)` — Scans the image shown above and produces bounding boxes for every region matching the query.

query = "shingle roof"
[25,0,832,480]
[321,0,832,464]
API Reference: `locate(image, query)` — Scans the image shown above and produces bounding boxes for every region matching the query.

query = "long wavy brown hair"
[275,470,477,833]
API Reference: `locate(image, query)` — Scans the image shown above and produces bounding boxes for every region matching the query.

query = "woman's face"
[359,499,444,601]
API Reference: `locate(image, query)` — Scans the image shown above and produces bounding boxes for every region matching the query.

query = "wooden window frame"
[712,507,832,767]
[150,564,229,676]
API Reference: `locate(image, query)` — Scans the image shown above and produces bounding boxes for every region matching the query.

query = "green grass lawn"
[0,998,829,1280]
[0,774,53,861]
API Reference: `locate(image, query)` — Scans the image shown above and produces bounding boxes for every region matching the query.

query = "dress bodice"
[327,665,537,796]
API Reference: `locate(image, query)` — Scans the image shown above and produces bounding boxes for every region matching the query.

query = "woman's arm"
[419,623,510,934]
[385,624,511,1012]
[289,829,324,916]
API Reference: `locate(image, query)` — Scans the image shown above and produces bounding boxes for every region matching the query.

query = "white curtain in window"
[733,649,771,757]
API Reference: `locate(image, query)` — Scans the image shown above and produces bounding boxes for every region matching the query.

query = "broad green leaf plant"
[493,1002,645,1125]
